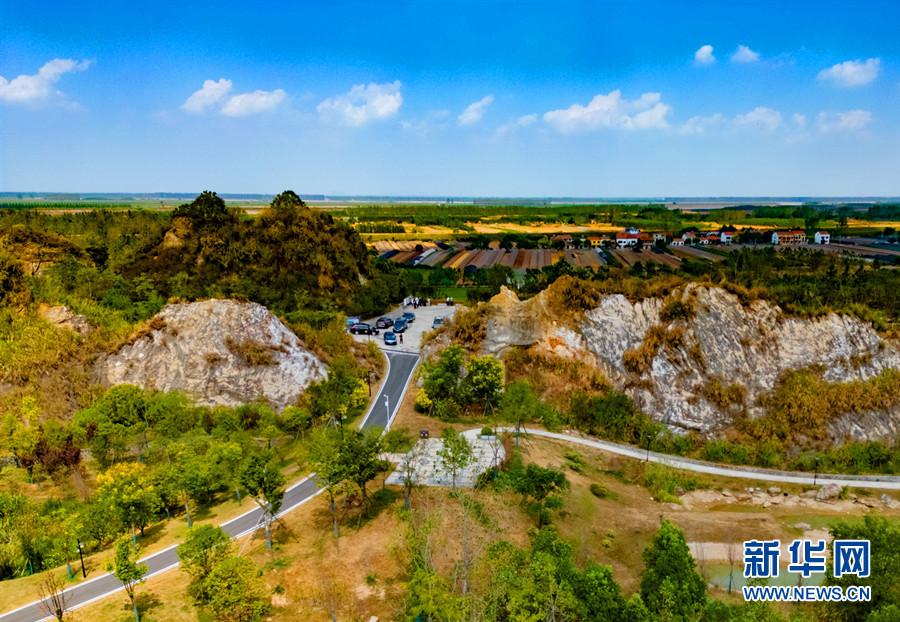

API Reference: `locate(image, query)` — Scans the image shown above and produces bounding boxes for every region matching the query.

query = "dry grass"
[503,347,608,411]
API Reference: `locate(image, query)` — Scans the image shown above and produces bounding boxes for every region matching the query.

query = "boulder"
[815,483,843,502]
[39,304,92,335]
[767,487,782,496]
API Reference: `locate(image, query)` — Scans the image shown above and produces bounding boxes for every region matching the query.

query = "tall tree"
[177,525,231,602]
[436,427,473,493]
[337,429,388,516]
[239,451,286,548]
[640,519,706,621]
[308,429,347,537]
[111,539,148,622]
[96,462,161,545]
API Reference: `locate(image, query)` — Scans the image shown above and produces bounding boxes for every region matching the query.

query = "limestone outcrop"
[483,282,900,441]
[92,299,326,411]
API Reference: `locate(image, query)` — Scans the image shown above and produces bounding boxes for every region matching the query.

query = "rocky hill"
[483,281,900,443]
[93,299,326,411]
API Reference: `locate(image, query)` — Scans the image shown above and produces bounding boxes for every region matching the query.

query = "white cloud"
[678,113,725,135]
[792,113,807,129]
[817,109,872,133]
[495,113,538,137]
[817,58,880,87]
[317,80,403,126]
[182,79,233,113]
[221,89,286,117]
[694,45,715,65]
[734,107,782,131]
[0,58,91,103]
[182,79,285,116]
[731,45,760,63]
[458,95,494,125]
[542,90,671,133]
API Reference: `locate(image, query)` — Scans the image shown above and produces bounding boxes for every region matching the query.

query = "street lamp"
[77,542,86,578]
[814,457,819,486]
[645,434,653,462]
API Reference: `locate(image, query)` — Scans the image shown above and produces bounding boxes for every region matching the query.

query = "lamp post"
[77,542,86,578]
[367,372,372,397]
[814,457,819,486]
[645,434,653,462]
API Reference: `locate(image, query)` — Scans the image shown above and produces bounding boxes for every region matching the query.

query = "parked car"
[402,312,415,324]
[350,323,379,335]
[383,331,397,345]
[432,316,445,329]
[375,317,393,329]
[392,318,407,333]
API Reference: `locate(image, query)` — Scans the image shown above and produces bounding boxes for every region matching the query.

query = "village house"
[720,231,734,244]
[615,231,639,247]
[551,234,574,249]
[814,231,831,244]
[653,233,667,243]
[772,230,806,245]
[587,236,604,248]
[670,238,685,246]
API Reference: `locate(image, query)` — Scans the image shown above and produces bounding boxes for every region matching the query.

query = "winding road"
[1,351,420,622]
[6,344,900,620]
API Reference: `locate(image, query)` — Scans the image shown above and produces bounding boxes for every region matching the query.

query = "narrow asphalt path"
[503,427,900,490]
[1,350,420,622]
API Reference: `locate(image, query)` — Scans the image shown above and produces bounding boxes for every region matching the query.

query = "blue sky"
[1,0,898,196]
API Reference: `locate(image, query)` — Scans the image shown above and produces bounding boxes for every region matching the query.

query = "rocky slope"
[483,282,900,442]
[93,299,326,411]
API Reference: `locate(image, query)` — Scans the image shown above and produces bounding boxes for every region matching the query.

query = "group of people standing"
[403,296,453,308]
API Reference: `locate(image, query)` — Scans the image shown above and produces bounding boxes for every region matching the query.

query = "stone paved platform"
[385,430,505,488]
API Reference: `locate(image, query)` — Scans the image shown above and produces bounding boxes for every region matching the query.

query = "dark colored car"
[402,312,415,324]
[383,331,397,345]
[350,323,379,335]
[392,318,407,333]
[375,317,393,329]
[432,316,444,329]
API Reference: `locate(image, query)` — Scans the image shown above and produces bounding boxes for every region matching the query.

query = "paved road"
[1,350,420,622]
[503,427,900,490]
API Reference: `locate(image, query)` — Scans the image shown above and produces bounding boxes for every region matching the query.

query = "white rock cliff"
[93,299,326,411]
[483,284,900,442]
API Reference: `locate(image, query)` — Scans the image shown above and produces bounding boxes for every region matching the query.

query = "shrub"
[480,426,494,436]
[659,298,696,323]
[590,483,612,499]
[622,325,666,375]
[224,337,277,366]
[413,388,432,413]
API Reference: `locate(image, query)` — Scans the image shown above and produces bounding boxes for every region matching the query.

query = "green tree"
[436,427,473,493]
[239,451,286,548]
[821,516,900,622]
[422,345,465,404]
[111,538,148,622]
[337,429,388,515]
[208,441,245,505]
[640,519,706,621]
[513,463,570,526]
[459,355,504,411]
[308,429,347,537]
[177,525,231,601]
[202,557,271,622]
[96,463,161,545]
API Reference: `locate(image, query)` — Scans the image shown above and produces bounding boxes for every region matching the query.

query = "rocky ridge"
[92,299,326,411]
[483,282,900,441]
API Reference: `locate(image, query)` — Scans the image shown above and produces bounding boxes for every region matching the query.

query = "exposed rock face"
[39,304,93,335]
[92,299,326,411]
[484,283,900,440]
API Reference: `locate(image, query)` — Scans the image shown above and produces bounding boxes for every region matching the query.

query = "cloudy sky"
[1,0,898,196]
